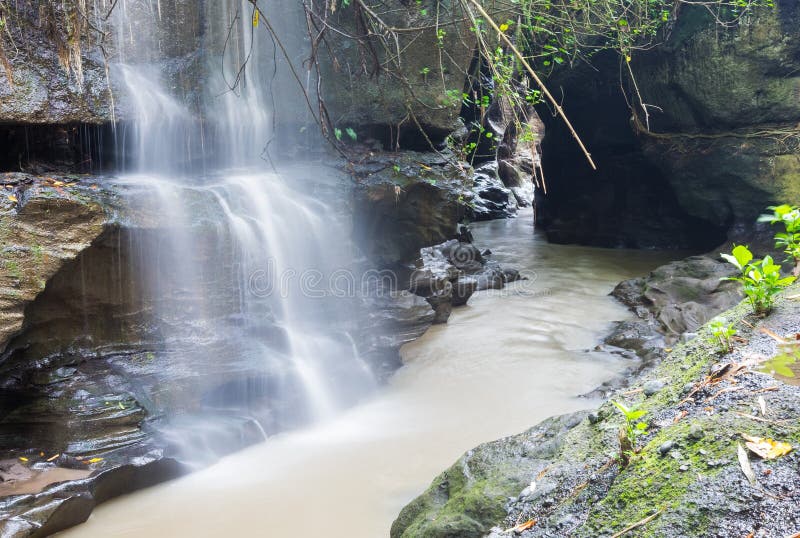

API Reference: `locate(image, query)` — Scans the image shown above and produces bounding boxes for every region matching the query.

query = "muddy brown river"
[61,211,676,537]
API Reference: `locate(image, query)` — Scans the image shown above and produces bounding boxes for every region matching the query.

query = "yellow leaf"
[46,453,60,462]
[18,456,28,462]
[507,520,536,532]
[741,434,793,460]
[52,181,64,187]
[499,23,509,32]
[625,55,632,63]
[87,457,104,463]
[8,194,17,203]
[253,10,259,27]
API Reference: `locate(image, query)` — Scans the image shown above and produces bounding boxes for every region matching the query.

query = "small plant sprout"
[720,245,795,315]
[758,204,800,274]
[707,317,737,353]
[611,400,648,464]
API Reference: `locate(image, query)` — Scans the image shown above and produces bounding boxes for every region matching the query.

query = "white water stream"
[62,212,674,537]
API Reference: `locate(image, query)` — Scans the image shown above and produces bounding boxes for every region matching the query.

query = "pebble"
[658,440,676,456]
[679,464,690,472]
[689,423,705,440]
[682,382,695,394]
[588,411,601,424]
[681,332,698,343]
[643,380,665,396]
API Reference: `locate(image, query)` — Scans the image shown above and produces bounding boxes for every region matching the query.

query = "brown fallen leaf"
[506,520,536,532]
[741,434,793,460]
[46,453,60,462]
[737,442,756,485]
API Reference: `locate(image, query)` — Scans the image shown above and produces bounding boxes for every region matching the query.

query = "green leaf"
[731,245,753,268]
[611,400,630,415]
[720,253,742,270]
[628,409,647,420]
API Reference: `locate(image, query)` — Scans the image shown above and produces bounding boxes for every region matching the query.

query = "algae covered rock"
[391,412,588,538]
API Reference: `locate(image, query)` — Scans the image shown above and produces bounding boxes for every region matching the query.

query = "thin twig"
[610,508,665,538]
[462,0,597,170]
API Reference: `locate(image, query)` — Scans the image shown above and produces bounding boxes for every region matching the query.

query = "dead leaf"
[760,328,787,344]
[506,520,536,532]
[8,194,17,203]
[673,410,689,423]
[741,434,793,460]
[758,396,766,416]
[18,456,28,462]
[46,454,60,462]
[737,442,756,485]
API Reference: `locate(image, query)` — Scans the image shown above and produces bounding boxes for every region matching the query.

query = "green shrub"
[721,245,795,314]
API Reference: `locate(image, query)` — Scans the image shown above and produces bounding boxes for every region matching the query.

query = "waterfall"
[104,0,375,444]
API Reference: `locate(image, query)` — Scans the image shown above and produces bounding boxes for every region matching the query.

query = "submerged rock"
[409,239,520,324]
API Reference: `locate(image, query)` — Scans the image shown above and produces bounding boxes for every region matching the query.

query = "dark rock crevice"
[535,5,800,249]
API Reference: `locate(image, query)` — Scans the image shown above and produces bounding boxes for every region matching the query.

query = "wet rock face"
[613,256,742,337]
[604,255,743,369]
[318,2,501,144]
[0,3,113,125]
[0,1,205,126]
[538,5,800,249]
[0,174,110,355]
[350,151,470,266]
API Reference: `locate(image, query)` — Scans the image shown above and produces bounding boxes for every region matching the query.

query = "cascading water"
[105,0,376,454]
